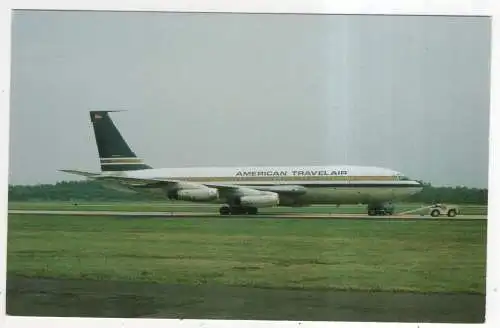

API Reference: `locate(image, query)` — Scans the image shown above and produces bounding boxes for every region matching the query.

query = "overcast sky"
[9,11,491,188]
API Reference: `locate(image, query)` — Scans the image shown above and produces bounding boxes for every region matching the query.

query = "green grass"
[7,213,487,294]
[7,201,488,215]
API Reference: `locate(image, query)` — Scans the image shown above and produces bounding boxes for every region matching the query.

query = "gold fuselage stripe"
[153,175,398,182]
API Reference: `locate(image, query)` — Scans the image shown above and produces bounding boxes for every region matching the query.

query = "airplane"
[60,110,423,216]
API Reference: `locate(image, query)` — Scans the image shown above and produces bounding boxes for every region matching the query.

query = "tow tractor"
[426,204,459,217]
[398,203,460,217]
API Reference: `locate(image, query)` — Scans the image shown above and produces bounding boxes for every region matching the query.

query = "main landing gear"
[367,203,395,216]
[219,205,258,215]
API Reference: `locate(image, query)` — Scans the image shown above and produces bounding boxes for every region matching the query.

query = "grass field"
[7,202,487,321]
[7,201,489,215]
[7,213,487,294]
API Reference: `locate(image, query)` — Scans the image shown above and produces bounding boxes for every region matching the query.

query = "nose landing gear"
[367,203,395,216]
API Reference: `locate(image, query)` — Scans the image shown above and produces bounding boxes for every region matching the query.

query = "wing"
[62,172,307,197]
[93,175,184,189]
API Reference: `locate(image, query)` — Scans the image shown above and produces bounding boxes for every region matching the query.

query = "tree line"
[408,182,487,205]
[8,180,488,205]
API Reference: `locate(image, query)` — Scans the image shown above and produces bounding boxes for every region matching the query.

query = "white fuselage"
[101,165,423,206]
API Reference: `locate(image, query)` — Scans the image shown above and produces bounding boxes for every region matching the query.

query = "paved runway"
[8,209,487,220]
[8,210,210,217]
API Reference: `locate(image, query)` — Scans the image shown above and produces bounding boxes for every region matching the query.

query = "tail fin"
[90,110,152,172]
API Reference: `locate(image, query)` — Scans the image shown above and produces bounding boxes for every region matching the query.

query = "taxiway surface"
[8,209,486,221]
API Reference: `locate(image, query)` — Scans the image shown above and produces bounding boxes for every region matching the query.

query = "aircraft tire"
[247,207,258,215]
[219,206,231,215]
[229,207,246,215]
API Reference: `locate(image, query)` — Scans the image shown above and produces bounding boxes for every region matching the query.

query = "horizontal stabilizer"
[59,169,101,178]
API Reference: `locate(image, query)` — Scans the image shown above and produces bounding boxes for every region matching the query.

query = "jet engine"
[169,188,219,202]
[236,193,280,208]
